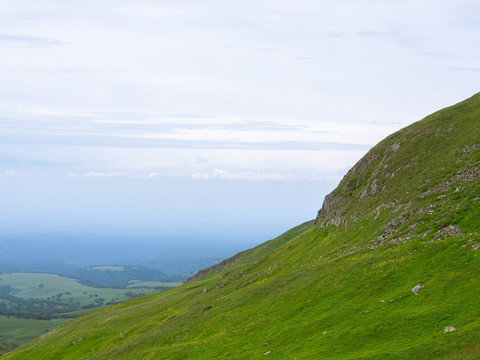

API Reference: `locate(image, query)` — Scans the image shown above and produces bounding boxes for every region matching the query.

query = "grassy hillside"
[0,316,65,356]
[3,93,480,359]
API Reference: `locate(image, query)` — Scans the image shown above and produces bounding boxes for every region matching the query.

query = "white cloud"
[54,146,364,182]
[69,172,127,178]
[192,169,296,181]
[114,119,400,145]
[0,33,64,46]
[1,0,479,184]
[4,170,17,177]
[147,172,159,179]
[1,0,478,122]
[18,106,93,117]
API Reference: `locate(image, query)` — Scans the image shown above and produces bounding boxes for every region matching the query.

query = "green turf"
[3,93,480,359]
[0,315,65,354]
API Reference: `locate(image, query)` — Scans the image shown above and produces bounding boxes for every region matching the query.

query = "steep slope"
[3,93,480,359]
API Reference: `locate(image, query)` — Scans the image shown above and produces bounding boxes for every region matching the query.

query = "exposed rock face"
[431,225,462,242]
[359,179,379,200]
[314,139,394,228]
[315,193,344,227]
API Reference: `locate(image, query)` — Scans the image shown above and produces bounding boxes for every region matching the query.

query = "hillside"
[3,93,480,359]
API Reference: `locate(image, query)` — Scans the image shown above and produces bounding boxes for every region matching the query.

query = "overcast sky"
[1,1,479,247]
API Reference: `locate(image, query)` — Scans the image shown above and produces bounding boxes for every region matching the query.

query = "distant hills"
[0,234,226,279]
[0,263,182,286]
[70,265,176,288]
[3,93,480,359]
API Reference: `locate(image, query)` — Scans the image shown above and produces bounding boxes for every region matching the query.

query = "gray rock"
[359,179,379,200]
[315,193,344,227]
[412,283,424,295]
[444,326,457,333]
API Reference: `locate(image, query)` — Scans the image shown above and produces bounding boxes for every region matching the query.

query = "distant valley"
[0,233,234,354]
[0,234,232,279]
[0,266,183,355]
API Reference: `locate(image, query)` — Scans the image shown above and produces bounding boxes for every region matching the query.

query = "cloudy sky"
[1,0,479,247]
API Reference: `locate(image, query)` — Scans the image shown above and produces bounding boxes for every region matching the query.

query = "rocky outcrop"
[314,193,344,227]
[359,179,379,200]
[314,97,480,242]
[314,137,399,228]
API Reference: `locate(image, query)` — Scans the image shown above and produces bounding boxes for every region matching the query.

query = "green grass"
[3,93,480,359]
[0,315,65,353]
[5,227,480,359]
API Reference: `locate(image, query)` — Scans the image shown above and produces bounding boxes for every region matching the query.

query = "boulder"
[444,326,457,333]
[411,284,424,295]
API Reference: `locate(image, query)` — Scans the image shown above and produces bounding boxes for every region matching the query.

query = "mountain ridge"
[317,93,479,239]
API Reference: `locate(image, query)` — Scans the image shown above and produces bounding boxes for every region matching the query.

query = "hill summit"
[4,93,480,359]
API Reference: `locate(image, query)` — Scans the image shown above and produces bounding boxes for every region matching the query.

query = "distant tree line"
[69,265,174,288]
[0,286,82,320]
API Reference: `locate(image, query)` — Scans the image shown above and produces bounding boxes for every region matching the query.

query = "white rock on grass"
[411,283,424,295]
[444,326,457,333]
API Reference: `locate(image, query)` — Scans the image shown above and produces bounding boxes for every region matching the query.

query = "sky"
[1,0,480,250]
